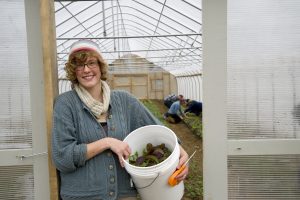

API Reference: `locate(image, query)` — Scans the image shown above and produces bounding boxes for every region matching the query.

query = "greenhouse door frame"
[202,0,228,199]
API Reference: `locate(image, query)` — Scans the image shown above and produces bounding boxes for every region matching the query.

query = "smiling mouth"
[82,75,94,80]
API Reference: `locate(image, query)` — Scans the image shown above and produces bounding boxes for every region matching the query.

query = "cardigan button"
[109,165,113,170]
[109,191,114,196]
[107,152,112,157]
[110,177,115,183]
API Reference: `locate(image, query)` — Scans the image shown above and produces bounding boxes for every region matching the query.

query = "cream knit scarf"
[74,80,110,120]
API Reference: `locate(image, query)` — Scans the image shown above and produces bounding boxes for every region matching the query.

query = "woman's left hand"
[175,145,189,181]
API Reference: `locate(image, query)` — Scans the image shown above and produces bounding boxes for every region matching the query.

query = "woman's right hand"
[108,138,132,167]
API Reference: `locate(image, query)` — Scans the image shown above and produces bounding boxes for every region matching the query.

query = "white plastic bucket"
[123,125,184,200]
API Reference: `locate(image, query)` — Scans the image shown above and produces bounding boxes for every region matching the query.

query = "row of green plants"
[183,113,202,138]
[142,99,202,139]
[141,99,168,126]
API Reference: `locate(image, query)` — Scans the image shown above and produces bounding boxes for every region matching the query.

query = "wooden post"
[40,0,59,199]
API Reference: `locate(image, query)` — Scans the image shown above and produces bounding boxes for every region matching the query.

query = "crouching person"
[163,98,186,123]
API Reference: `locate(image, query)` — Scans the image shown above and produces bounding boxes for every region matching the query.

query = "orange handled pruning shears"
[168,150,197,187]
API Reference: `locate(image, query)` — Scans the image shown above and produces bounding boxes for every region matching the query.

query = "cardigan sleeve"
[51,96,87,173]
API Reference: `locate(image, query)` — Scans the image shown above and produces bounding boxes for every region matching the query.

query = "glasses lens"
[75,65,84,71]
[74,60,98,71]
[87,61,98,68]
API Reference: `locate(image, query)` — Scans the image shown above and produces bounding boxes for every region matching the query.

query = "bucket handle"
[133,172,160,189]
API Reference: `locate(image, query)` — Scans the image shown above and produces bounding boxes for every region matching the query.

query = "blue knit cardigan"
[52,90,161,200]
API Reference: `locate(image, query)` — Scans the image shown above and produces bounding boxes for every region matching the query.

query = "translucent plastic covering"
[226,1,300,199]
[55,0,202,97]
[227,0,300,139]
[0,0,32,150]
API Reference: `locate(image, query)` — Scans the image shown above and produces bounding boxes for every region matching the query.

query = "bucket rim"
[122,125,178,170]
[124,142,179,171]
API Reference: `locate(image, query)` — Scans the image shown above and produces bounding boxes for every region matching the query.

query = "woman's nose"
[82,64,90,72]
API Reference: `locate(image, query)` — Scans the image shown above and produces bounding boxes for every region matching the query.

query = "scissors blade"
[184,150,197,166]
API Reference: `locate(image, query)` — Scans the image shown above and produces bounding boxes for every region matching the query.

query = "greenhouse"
[0,0,300,200]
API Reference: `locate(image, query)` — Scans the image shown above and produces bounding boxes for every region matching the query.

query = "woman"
[51,40,189,200]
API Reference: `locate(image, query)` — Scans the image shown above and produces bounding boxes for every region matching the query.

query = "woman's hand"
[175,145,189,182]
[108,138,132,167]
[86,138,131,167]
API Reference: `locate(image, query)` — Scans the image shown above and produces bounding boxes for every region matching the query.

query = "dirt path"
[151,100,203,200]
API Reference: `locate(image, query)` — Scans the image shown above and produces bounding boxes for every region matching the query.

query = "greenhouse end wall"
[107,71,177,99]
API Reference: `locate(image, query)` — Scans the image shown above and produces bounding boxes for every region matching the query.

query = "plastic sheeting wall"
[203,0,300,199]
[227,0,300,199]
[0,2,34,199]
[0,0,50,199]
[176,73,202,102]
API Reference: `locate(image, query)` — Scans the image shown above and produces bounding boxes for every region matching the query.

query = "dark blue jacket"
[184,100,202,116]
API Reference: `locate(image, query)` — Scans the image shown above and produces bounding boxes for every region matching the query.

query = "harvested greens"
[129,143,172,167]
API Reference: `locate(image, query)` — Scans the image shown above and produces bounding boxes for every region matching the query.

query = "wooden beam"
[40,1,59,199]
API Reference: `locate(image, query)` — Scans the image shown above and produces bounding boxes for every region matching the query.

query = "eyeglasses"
[75,60,98,71]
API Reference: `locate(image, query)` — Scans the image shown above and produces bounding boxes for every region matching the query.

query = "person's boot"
[166,117,175,123]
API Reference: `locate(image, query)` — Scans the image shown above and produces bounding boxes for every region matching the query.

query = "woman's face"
[75,56,101,90]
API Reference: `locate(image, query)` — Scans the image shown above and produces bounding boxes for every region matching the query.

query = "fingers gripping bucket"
[123,125,184,200]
